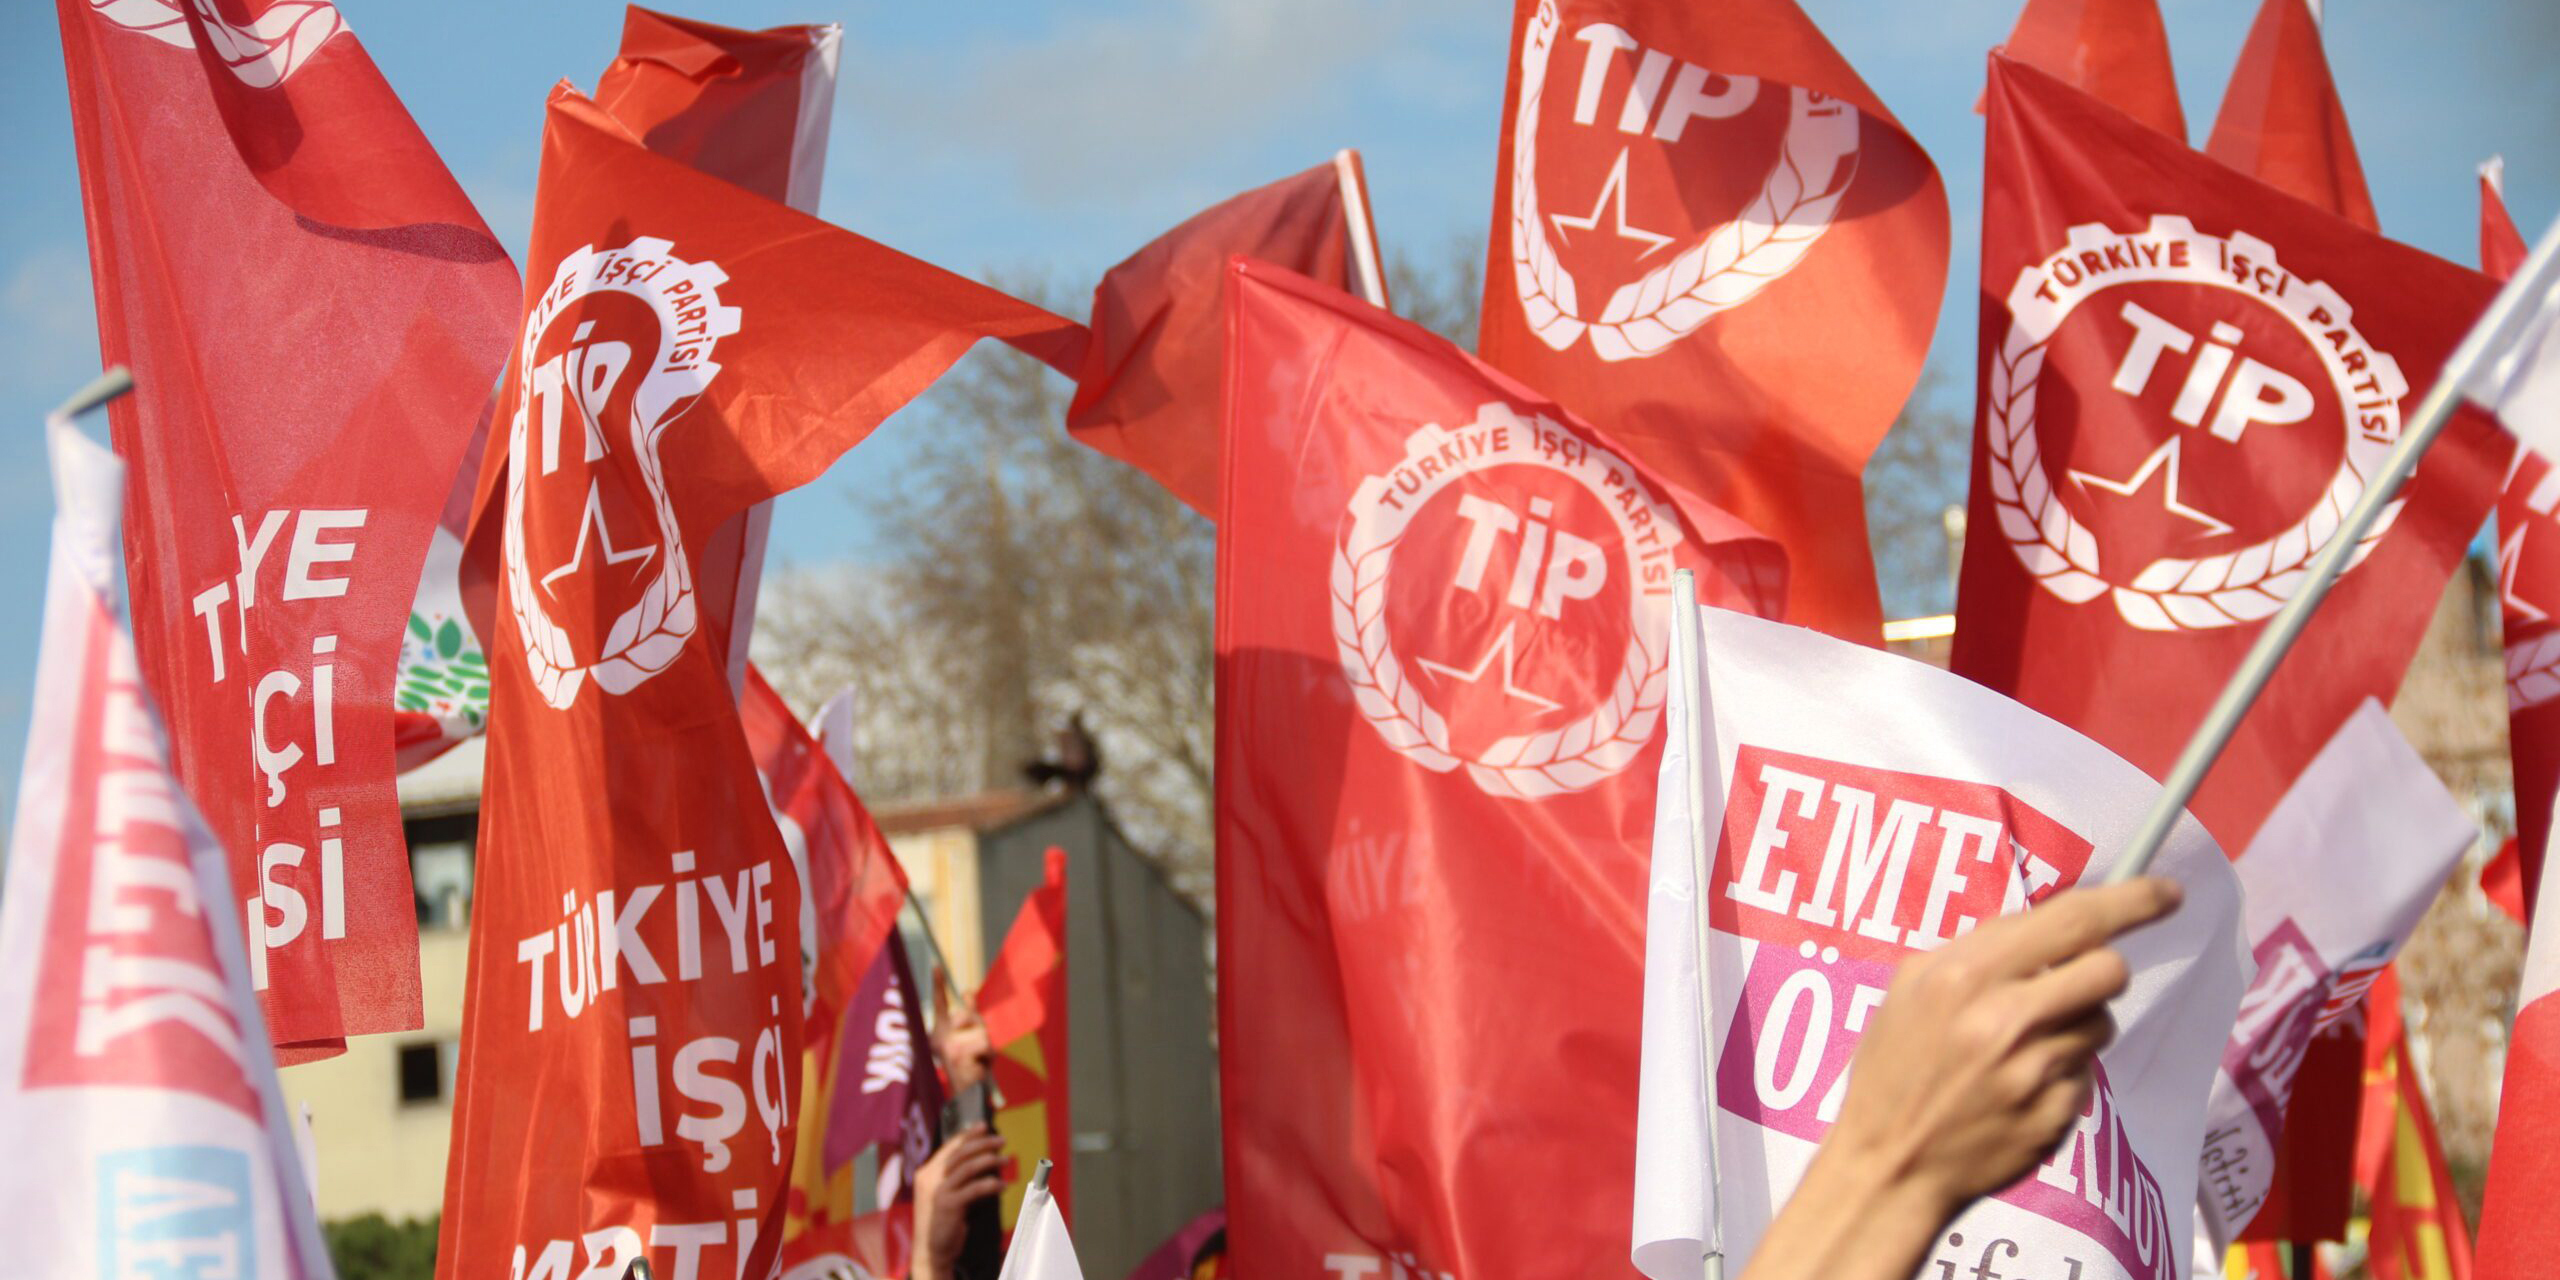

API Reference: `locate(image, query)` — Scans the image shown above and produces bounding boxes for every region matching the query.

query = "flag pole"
[2106,211,2560,883]
[1671,569,1726,1280]
[1333,149,1391,310]
[49,367,133,423]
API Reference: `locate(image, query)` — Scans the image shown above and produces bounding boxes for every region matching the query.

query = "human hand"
[911,1124,1005,1280]
[1743,877,2185,1280]
[934,973,994,1093]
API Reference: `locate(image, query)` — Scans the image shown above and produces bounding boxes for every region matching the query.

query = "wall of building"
[280,926,470,1223]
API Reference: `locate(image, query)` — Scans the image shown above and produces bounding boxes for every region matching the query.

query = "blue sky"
[1,0,2554,791]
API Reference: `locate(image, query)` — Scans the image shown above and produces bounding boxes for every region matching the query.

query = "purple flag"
[828,933,944,1202]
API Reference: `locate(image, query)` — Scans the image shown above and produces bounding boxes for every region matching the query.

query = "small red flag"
[2206,0,2378,232]
[1064,157,1381,517]
[57,0,520,1056]
[1986,0,2186,138]
[1215,258,1782,1276]
[2359,969,2477,1280]
[436,85,1066,1280]
[981,848,1071,1229]
[1475,0,1949,642]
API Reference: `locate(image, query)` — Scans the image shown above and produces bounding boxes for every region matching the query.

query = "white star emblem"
[1415,621,1564,713]
[1550,148,1673,259]
[2069,437,2233,538]
[541,479,657,600]
[2503,524,2549,625]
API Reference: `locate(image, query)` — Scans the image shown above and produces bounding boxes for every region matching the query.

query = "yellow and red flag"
[981,849,1071,1230]
[2357,969,2474,1280]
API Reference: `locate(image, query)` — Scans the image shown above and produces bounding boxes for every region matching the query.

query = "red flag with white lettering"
[435,85,1067,1280]
[1476,0,1947,642]
[2206,0,2378,233]
[1216,258,1784,1276]
[398,5,849,770]
[1986,0,2186,138]
[1066,157,1379,517]
[1952,56,2504,856]
[56,0,521,1057]
[0,417,334,1277]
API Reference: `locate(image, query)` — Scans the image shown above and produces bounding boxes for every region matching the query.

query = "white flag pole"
[2106,210,2560,883]
[1670,569,1725,1280]
[1334,149,1391,310]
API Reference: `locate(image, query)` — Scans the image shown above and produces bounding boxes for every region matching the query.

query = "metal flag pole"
[50,367,133,424]
[2105,210,2560,883]
[1671,569,1726,1280]
[1334,148,1391,310]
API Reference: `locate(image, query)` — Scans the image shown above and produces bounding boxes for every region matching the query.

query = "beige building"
[282,741,1224,1279]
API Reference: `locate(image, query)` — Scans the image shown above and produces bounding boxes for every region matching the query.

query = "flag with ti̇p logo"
[2483,166,2558,924]
[2191,702,2473,1256]
[1632,604,2244,1280]
[437,86,1063,1280]
[1215,258,1784,1277]
[983,851,1070,1231]
[399,5,849,771]
[56,0,521,1058]
[1986,0,2185,138]
[1951,57,2505,855]
[0,419,332,1277]
[1475,0,1948,642]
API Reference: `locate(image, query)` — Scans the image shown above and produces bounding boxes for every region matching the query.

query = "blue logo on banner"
[97,1145,255,1279]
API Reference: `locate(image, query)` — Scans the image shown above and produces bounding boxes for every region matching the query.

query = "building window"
[397,1041,448,1106]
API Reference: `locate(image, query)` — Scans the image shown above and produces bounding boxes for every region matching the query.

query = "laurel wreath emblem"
[2510,630,2560,712]
[1988,217,2407,631]
[504,238,739,709]
[90,0,344,87]
[1507,0,1859,362]
[1331,404,1683,800]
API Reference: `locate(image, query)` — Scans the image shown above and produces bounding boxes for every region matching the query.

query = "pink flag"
[0,412,331,1276]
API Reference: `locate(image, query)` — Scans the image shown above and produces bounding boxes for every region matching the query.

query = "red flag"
[436,86,1067,1280]
[2483,836,2528,924]
[1986,0,2186,138]
[1476,0,1948,642]
[398,6,850,773]
[596,7,845,695]
[57,0,520,1056]
[2206,0,2378,232]
[2358,969,2476,1280]
[1215,258,1784,1276]
[1066,156,1381,517]
[981,848,1071,1231]
[2480,843,2560,1271]
[1953,56,2503,856]
[2487,163,2560,928]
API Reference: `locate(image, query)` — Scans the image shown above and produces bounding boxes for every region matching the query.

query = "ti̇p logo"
[1508,0,1857,361]
[1333,403,1686,799]
[1987,217,2408,630]
[504,238,739,708]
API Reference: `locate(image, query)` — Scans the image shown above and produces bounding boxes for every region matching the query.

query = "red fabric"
[2488,174,2555,929]
[56,0,518,1057]
[2480,971,2560,1272]
[1955,56,2503,856]
[1475,0,1947,642]
[1214,258,1784,1277]
[1987,0,2186,138]
[2357,971,2476,1280]
[436,86,1066,1280]
[1067,161,1362,517]
[980,848,1071,1228]
[2206,0,2378,233]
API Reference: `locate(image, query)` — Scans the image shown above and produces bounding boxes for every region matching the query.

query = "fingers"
[2009,945,2133,1033]
[1968,878,2182,979]
[2021,1067,2095,1161]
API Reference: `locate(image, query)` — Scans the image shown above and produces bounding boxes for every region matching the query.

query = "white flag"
[1645,606,2246,1280]
[997,1163,1086,1280]
[2465,213,2560,459]
[0,417,333,1277]
[2193,699,2475,1257]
